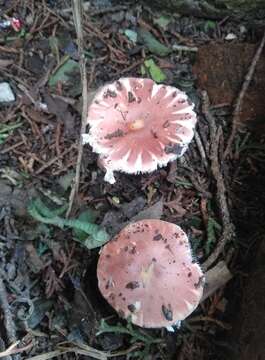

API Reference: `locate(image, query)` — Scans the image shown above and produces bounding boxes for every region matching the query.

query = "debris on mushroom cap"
[83,78,197,184]
[97,219,204,328]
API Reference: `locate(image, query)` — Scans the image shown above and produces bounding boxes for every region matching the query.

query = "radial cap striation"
[83,78,197,183]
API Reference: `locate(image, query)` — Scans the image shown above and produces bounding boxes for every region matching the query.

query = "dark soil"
[193,42,265,123]
[0,1,265,359]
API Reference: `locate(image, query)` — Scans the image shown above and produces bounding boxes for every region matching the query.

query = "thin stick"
[172,44,198,52]
[0,141,24,154]
[0,278,17,350]
[35,144,76,175]
[66,0,88,218]
[0,339,33,358]
[187,316,231,330]
[194,130,209,169]
[0,341,20,359]
[201,92,234,270]
[224,31,265,159]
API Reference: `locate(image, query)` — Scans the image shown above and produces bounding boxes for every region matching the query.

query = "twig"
[0,141,24,154]
[187,316,231,330]
[118,59,144,75]
[172,44,198,52]
[35,144,76,175]
[26,341,140,360]
[201,92,234,270]
[0,277,18,356]
[0,338,33,358]
[0,45,19,53]
[0,341,20,359]
[66,0,88,218]
[224,31,265,158]
[194,130,209,169]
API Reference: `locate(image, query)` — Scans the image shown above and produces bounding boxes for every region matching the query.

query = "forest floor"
[0,1,265,359]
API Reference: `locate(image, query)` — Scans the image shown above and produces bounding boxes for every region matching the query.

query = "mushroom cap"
[84,78,197,182]
[97,219,204,328]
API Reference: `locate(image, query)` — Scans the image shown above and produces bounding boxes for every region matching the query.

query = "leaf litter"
[0,1,264,359]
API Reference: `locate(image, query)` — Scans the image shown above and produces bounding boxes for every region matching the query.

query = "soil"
[193,42,265,123]
[0,1,265,359]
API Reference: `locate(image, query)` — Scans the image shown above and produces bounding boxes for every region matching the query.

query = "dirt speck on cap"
[153,233,163,241]
[125,281,140,290]
[104,129,125,140]
[162,304,173,321]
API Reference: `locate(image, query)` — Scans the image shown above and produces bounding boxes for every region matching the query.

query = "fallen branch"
[201,92,234,270]
[224,31,265,158]
[66,0,88,217]
[202,261,233,301]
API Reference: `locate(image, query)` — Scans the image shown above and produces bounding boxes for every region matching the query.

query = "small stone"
[0,82,15,102]
[225,33,237,41]
[82,2,90,12]
[112,196,120,205]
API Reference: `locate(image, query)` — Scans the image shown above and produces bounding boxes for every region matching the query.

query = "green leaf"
[32,198,68,218]
[137,29,171,57]
[48,58,79,88]
[83,232,109,249]
[0,122,22,144]
[206,217,221,255]
[0,134,8,144]
[28,198,109,249]
[153,16,171,30]
[28,201,66,228]
[97,319,158,343]
[66,218,109,244]
[49,36,59,57]
[144,59,166,83]
[140,64,146,76]
[124,29,137,43]
[204,20,216,32]
[73,209,98,241]
[0,122,22,134]
[27,299,53,329]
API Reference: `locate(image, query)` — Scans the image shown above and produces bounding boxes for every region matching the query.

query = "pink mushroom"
[97,219,204,329]
[83,78,197,183]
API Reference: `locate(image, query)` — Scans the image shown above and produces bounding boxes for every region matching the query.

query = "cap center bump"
[128,119,145,131]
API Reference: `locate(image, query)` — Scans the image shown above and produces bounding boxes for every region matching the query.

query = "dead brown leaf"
[164,200,187,217]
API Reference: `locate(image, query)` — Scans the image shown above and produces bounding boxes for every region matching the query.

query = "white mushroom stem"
[104,168,116,184]
[82,133,90,145]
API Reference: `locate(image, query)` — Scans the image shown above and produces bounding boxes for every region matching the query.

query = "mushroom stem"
[104,168,116,184]
[82,133,90,145]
